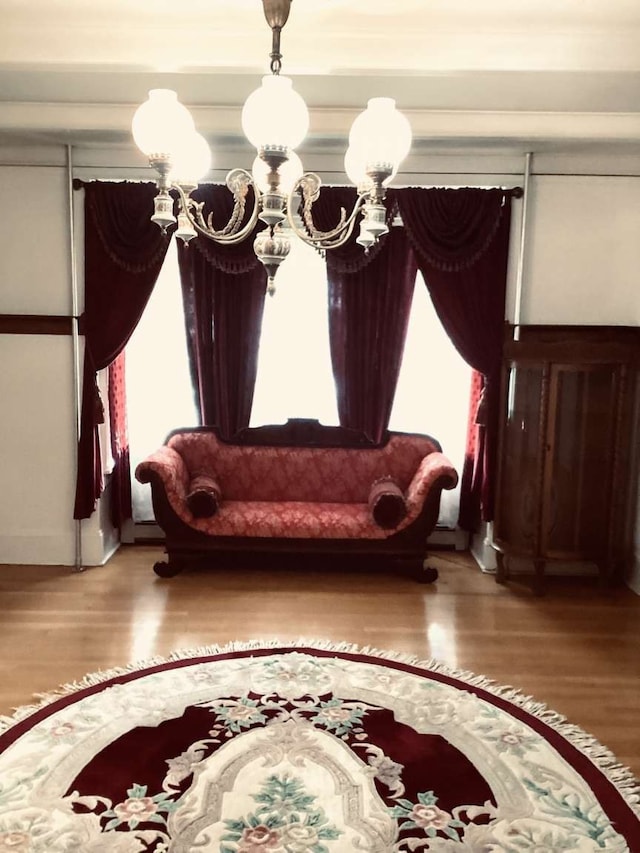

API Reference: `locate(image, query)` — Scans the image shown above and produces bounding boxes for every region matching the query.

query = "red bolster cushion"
[369,476,407,529]
[186,473,222,518]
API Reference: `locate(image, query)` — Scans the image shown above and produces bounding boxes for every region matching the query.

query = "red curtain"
[74,181,170,520]
[394,187,512,528]
[107,351,131,529]
[176,185,267,437]
[314,187,417,444]
[458,369,485,530]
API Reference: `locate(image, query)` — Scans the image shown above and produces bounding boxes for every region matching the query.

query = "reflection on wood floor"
[1,545,639,776]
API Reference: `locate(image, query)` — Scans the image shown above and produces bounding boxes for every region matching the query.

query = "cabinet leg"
[495,552,507,584]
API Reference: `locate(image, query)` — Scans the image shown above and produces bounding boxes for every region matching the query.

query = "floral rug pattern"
[0,645,638,852]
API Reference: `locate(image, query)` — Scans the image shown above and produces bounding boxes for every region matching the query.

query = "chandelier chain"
[270,26,282,75]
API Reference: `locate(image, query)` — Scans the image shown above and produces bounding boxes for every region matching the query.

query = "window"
[250,238,338,427]
[388,275,471,528]
[126,236,471,527]
[251,244,471,527]
[126,241,197,521]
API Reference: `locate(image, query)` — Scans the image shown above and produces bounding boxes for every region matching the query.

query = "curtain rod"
[72,177,523,195]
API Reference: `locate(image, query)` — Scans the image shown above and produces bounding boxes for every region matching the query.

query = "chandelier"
[131,0,412,294]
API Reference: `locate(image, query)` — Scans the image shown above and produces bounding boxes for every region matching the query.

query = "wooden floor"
[1,545,639,777]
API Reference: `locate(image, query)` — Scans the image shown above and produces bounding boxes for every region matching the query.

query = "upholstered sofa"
[135,419,458,581]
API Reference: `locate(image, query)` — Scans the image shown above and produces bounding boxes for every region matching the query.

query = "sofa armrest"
[405,452,458,511]
[135,447,190,502]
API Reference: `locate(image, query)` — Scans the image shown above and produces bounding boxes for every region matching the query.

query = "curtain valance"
[81,180,168,273]
[392,186,510,272]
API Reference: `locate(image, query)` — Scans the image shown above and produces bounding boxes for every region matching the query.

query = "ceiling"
[0,0,639,154]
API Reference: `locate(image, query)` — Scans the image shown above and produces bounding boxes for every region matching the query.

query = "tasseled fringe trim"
[1,638,638,816]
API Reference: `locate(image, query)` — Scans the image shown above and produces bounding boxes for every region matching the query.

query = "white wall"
[520,175,640,325]
[0,335,77,563]
[0,154,116,566]
[0,143,638,577]
[0,165,71,313]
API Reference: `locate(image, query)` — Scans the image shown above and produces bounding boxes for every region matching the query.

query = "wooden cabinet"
[493,326,639,593]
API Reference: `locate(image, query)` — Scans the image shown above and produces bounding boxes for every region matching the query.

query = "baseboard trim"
[0,533,75,566]
[470,525,498,573]
[429,527,468,551]
[0,525,121,568]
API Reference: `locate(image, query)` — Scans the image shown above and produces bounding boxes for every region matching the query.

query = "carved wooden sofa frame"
[135,419,458,582]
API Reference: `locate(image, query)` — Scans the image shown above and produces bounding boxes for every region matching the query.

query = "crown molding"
[0,101,639,153]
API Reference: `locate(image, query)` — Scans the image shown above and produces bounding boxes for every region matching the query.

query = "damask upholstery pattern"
[167,431,439,502]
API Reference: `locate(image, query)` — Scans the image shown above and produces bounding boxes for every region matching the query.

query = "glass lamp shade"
[251,150,303,194]
[348,97,412,171]
[132,89,195,159]
[242,75,309,151]
[344,145,397,190]
[169,132,212,185]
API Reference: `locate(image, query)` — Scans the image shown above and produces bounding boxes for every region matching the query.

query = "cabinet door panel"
[544,365,617,557]
[497,364,545,553]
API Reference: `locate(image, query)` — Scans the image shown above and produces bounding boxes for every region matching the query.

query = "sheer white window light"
[250,237,339,427]
[252,247,470,528]
[126,240,198,521]
[388,275,471,528]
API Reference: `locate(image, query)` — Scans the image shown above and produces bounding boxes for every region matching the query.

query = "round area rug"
[0,642,638,852]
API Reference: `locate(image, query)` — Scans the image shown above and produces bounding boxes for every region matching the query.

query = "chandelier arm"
[172,170,261,244]
[285,206,361,250]
[285,172,370,248]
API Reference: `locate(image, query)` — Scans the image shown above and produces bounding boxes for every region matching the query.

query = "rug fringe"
[1,637,638,816]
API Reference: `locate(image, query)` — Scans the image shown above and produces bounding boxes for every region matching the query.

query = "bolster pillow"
[369,476,407,529]
[186,473,222,518]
